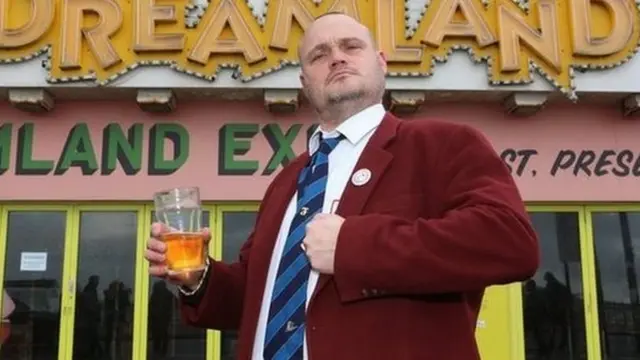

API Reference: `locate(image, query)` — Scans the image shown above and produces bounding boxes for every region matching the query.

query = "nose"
[329,52,348,70]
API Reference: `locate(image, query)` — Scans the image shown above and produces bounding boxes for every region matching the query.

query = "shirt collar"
[308,103,386,154]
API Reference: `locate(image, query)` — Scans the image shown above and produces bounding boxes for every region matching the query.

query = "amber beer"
[162,232,205,272]
[153,186,207,274]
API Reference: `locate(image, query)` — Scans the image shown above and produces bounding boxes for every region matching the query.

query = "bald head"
[298,13,376,65]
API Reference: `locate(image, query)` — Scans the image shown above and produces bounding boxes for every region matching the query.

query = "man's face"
[299,15,387,110]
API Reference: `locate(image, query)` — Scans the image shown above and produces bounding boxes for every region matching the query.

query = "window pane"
[220,211,257,360]
[147,210,209,360]
[72,211,137,360]
[523,212,587,360]
[592,211,640,360]
[1,211,66,359]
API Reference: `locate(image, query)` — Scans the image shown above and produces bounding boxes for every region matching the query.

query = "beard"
[326,88,366,105]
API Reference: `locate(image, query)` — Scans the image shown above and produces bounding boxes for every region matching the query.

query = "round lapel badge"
[351,168,372,186]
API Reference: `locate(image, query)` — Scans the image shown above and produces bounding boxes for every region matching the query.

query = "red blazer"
[0,321,9,346]
[180,113,539,359]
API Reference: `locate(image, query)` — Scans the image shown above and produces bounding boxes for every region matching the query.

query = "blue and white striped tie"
[263,134,344,360]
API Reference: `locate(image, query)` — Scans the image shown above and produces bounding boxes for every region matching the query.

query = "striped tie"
[263,134,344,360]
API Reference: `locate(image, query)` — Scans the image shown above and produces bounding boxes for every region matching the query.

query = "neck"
[317,99,378,131]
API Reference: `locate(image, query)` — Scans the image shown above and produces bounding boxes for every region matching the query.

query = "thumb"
[202,227,212,243]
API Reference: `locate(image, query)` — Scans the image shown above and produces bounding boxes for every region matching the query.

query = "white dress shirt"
[250,104,386,359]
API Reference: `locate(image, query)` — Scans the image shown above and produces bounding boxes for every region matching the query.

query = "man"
[145,12,539,359]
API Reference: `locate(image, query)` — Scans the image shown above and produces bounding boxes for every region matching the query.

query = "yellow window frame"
[0,204,75,360]
[582,203,640,360]
[135,202,261,360]
[0,203,148,360]
[1,201,635,360]
[525,204,600,360]
[138,203,217,360]
[71,204,147,360]
[209,202,260,360]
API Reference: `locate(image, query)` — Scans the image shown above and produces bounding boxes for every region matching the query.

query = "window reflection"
[523,212,587,360]
[147,210,209,360]
[72,212,137,360]
[1,211,66,360]
[592,212,640,360]
[220,211,257,360]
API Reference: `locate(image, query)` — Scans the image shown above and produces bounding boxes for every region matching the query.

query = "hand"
[145,222,211,290]
[302,213,345,274]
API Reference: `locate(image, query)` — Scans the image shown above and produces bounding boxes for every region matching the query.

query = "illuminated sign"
[1,0,639,98]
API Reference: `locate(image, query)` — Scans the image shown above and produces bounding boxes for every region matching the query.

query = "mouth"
[327,69,356,84]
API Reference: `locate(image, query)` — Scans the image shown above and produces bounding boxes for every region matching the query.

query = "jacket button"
[361,289,369,297]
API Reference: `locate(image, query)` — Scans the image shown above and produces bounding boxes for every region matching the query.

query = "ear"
[377,51,388,73]
[299,72,310,99]
[299,72,307,88]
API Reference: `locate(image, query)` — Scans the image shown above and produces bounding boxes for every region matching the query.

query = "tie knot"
[317,133,344,156]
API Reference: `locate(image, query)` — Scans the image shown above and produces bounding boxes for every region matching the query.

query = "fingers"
[145,240,168,278]
[146,222,211,282]
[145,246,165,263]
[150,222,170,238]
[202,227,212,243]
[147,222,168,278]
[301,236,312,253]
[147,235,166,254]
[148,264,168,277]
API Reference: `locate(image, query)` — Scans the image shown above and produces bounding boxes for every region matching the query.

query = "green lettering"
[262,124,301,175]
[16,123,54,175]
[0,124,11,175]
[55,123,99,175]
[148,123,189,175]
[101,123,143,175]
[218,124,259,175]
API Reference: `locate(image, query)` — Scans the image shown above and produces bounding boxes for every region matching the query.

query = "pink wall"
[0,100,638,202]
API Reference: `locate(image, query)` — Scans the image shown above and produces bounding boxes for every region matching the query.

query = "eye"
[310,53,324,62]
[344,42,362,51]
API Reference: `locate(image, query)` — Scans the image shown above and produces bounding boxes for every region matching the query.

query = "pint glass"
[153,186,206,274]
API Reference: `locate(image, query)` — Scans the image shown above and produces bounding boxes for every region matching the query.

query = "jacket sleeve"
[333,124,540,302]
[179,185,273,330]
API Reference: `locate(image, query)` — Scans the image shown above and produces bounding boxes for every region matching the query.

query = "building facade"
[0,0,639,359]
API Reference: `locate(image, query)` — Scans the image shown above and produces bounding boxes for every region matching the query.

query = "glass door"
[212,204,258,360]
[584,206,640,360]
[522,206,599,360]
[66,206,145,360]
[0,205,73,360]
[139,205,215,360]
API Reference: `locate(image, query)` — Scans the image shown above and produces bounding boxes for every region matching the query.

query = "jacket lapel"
[254,152,308,256]
[309,112,400,303]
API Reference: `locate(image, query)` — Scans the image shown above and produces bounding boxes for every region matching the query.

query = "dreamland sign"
[1,0,639,99]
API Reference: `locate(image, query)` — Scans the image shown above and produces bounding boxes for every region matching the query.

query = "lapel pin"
[351,168,371,186]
